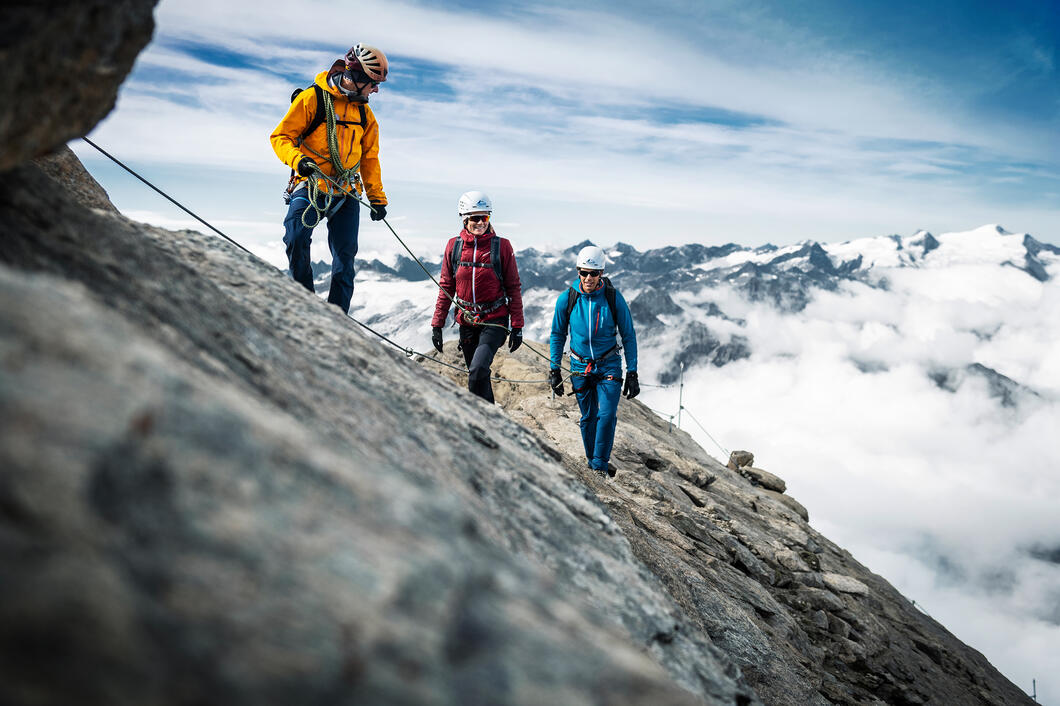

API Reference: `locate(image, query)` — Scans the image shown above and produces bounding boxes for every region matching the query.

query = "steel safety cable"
[85,137,595,383]
[350,317,553,384]
[306,165,564,372]
[642,404,677,421]
[679,406,730,459]
[82,137,256,258]
[81,137,555,385]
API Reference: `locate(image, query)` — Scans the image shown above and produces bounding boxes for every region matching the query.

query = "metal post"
[1032,679,1036,702]
[677,363,684,429]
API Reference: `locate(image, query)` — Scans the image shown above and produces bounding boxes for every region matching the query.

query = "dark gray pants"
[459,322,508,403]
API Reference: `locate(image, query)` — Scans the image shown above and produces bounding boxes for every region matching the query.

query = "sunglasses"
[578,269,602,278]
[467,215,490,223]
[344,70,378,87]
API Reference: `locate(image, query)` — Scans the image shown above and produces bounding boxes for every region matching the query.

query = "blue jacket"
[550,278,637,373]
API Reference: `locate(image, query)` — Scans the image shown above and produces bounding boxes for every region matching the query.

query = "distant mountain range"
[340,224,1058,407]
[353,224,1057,306]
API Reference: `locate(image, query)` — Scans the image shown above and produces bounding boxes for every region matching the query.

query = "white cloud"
[633,236,1059,701]
[73,0,1059,252]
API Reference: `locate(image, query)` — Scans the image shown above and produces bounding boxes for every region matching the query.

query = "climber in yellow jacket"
[270,44,389,313]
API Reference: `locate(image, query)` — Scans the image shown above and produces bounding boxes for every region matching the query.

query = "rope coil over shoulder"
[300,90,362,229]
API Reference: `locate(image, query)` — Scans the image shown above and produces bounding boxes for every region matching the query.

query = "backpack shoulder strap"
[449,237,464,277]
[295,84,326,146]
[491,236,504,288]
[564,286,580,325]
[602,277,619,329]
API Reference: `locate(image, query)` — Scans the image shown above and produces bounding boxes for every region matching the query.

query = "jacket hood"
[315,68,343,98]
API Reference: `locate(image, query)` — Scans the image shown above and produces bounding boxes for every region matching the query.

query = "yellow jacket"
[270,69,387,204]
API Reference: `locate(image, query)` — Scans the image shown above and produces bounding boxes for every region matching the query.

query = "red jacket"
[432,228,524,328]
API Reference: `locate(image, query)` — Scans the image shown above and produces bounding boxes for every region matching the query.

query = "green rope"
[300,91,360,229]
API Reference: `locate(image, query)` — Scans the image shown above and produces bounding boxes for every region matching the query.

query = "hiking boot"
[606,462,617,478]
[587,462,608,478]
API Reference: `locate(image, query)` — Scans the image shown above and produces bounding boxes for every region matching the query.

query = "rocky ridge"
[424,347,1035,705]
[1,154,743,706]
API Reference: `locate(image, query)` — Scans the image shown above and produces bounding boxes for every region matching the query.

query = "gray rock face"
[33,146,119,213]
[0,0,157,170]
[0,161,751,706]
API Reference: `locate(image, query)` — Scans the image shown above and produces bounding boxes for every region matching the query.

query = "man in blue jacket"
[549,245,639,477]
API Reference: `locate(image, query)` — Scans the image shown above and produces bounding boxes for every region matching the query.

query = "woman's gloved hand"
[508,328,523,353]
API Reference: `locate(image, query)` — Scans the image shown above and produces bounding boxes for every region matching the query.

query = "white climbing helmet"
[458,191,493,216]
[576,245,606,271]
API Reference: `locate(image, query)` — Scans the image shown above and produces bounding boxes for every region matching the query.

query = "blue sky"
[76,0,1058,264]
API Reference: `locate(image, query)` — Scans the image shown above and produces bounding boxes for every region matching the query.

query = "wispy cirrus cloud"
[78,0,1059,252]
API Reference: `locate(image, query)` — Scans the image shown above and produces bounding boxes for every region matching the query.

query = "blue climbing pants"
[283,186,360,313]
[571,355,623,471]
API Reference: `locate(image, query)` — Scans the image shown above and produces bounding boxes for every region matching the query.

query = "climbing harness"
[453,295,506,325]
[569,344,620,369]
[570,370,623,396]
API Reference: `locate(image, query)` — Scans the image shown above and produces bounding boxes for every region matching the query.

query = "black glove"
[370,203,387,221]
[508,328,522,353]
[432,327,443,353]
[296,157,316,177]
[623,371,640,399]
[548,369,564,396]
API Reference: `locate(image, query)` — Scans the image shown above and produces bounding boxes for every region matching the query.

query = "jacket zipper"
[586,292,595,359]
[471,239,478,305]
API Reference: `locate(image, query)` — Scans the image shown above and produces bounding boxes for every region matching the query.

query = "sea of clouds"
[634,235,1059,702]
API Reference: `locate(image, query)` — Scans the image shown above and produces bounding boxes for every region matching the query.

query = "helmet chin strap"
[338,84,369,103]
[332,72,370,103]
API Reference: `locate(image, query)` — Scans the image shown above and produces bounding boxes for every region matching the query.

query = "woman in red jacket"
[431,191,524,403]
